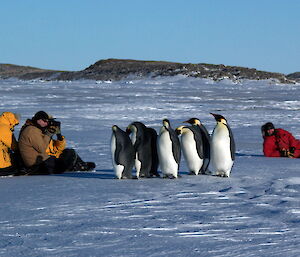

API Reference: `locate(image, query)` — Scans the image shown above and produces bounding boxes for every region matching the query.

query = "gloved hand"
[287,147,295,158]
[47,125,60,135]
[45,125,60,138]
[287,151,295,158]
[289,147,295,154]
[280,148,288,157]
[280,148,295,158]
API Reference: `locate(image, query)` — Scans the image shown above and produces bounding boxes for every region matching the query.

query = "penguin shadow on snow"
[55,169,116,179]
[235,153,264,157]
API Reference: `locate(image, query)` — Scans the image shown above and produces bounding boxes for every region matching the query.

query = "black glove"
[280,148,295,158]
[45,125,60,138]
[47,124,61,134]
[57,133,63,141]
[280,149,288,157]
[287,151,295,158]
[289,147,295,154]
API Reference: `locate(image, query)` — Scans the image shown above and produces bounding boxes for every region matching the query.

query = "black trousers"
[27,149,78,175]
[0,166,20,176]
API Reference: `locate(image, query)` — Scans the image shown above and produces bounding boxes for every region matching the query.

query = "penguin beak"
[210,113,221,121]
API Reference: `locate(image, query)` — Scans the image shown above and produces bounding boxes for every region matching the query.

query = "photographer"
[261,122,300,158]
[19,111,77,175]
[19,111,95,175]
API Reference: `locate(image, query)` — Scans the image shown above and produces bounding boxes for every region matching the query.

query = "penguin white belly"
[211,132,233,177]
[158,132,178,178]
[111,135,125,179]
[181,133,203,175]
[135,152,142,178]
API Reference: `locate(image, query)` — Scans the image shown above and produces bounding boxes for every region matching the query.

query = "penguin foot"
[150,173,161,178]
[201,169,212,175]
[139,173,150,178]
[163,174,177,179]
[121,176,132,179]
[215,172,230,178]
[188,171,197,175]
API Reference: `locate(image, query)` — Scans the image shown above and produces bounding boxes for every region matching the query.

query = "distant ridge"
[0,59,297,83]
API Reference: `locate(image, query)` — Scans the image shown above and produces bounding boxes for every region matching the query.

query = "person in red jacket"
[261,122,300,158]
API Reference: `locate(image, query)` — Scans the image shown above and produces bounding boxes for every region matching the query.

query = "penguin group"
[111,113,235,179]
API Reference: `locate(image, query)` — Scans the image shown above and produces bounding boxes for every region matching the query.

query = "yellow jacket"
[46,137,66,158]
[0,112,19,168]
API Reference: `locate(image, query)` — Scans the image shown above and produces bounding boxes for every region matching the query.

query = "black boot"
[73,155,96,171]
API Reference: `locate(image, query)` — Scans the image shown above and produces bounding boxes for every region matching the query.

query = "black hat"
[264,122,275,131]
[32,111,49,121]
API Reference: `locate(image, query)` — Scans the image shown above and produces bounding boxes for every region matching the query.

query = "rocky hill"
[0,64,61,80]
[286,72,300,82]
[0,59,297,83]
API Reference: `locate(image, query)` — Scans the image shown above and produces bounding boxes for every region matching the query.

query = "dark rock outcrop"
[287,72,300,82]
[0,64,61,80]
[0,59,296,83]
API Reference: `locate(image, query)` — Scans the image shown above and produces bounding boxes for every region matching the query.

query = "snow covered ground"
[0,76,299,256]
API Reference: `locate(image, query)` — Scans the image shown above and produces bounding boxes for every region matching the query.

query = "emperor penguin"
[147,127,160,177]
[127,121,152,178]
[157,119,181,178]
[176,125,204,175]
[111,125,135,179]
[210,113,235,177]
[184,118,210,174]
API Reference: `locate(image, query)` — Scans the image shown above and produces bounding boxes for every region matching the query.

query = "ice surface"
[0,76,299,256]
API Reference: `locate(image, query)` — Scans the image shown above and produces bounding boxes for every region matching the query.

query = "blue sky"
[1,0,299,74]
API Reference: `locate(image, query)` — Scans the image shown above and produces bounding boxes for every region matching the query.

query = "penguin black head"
[162,119,170,128]
[112,125,119,132]
[175,126,185,135]
[184,118,201,126]
[210,113,227,123]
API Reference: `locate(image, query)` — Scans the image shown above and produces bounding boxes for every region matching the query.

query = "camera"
[48,119,61,127]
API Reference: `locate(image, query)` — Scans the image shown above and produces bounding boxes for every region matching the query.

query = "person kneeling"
[261,122,300,158]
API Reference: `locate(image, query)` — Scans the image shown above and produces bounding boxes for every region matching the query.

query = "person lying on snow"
[0,112,24,176]
[261,122,300,158]
[18,111,95,175]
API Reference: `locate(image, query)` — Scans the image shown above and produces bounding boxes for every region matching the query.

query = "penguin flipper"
[190,126,204,159]
[226,125,236,161]
[114,142,122,165]
[169,129,181,164]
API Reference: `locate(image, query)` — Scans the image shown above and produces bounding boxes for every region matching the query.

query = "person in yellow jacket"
[0,112,22,176]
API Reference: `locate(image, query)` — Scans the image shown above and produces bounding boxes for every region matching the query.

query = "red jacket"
[263,128,300,157]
